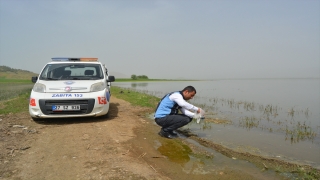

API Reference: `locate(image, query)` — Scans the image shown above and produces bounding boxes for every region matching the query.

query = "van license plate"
[52,105,80,111]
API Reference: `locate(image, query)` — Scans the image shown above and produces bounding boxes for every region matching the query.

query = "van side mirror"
[107,76,115,82]
[32,76,38,83]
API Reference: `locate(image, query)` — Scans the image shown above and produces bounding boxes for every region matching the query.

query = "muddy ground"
[0,96,317,180]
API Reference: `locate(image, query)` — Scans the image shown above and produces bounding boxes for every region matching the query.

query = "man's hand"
[193,113,201,119]
[198,108,205,117]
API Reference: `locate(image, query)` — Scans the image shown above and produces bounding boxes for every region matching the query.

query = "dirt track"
[1,97,167,179]
[1,96,273,180]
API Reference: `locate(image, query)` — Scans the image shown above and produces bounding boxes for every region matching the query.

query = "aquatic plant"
[285,122,317,143]
[239,116,259,129]
[117,86,318,145]
[201,122,212,130]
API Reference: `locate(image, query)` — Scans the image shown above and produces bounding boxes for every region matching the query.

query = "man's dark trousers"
[155,114,192,132]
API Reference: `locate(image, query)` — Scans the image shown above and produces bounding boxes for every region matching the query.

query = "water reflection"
[131,83,148,88]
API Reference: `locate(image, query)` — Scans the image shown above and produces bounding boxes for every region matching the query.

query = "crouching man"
[154,86,202,139]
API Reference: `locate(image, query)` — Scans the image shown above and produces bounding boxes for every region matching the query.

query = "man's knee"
[180,115,192,125]
[155,118,165,127]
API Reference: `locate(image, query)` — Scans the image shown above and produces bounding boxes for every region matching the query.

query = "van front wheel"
[31,117,41,122]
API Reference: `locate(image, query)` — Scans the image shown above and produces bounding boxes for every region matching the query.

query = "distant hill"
[0,66,38,80]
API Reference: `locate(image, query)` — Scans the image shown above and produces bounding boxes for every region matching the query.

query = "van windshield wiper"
[46,78,59,80]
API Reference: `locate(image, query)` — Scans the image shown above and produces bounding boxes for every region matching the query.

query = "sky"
[0,0,319,79]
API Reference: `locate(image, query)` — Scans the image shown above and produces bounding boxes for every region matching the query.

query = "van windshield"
[39,64,104,80]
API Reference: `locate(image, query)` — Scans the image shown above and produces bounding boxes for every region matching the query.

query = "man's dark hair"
[182,86,196,93]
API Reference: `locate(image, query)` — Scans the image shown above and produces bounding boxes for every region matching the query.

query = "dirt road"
[0,96,260,180]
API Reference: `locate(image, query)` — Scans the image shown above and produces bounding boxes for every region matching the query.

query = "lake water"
[113,78,320,169]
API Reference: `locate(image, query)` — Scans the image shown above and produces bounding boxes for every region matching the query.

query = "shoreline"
[110,86,320,179]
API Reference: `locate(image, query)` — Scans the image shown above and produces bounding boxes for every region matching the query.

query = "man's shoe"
[168,131,178,138]
[170,130,178,135]
[158,129,177,139]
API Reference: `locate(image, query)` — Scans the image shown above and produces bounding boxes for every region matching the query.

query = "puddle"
[154,135,292,179]
[155,139,193,165]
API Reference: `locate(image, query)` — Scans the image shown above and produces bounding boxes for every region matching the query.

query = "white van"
[29,57,115,120]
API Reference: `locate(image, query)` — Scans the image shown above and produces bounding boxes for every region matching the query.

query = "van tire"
[100,112,109,119]
[31,117,41,122]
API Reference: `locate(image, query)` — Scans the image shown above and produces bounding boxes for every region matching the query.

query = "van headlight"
[90,82,106,92]
[33,83,46,93]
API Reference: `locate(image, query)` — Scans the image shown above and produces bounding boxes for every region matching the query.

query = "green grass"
[0,83,33,101]
[0,79,33,114]
[0,92,30,114]
[0,82,161,115]
[111,86,160,108]
[0,79,33,83]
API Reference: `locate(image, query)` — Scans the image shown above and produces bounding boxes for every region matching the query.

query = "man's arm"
[169,93,199,112]
[180,108,195,118]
